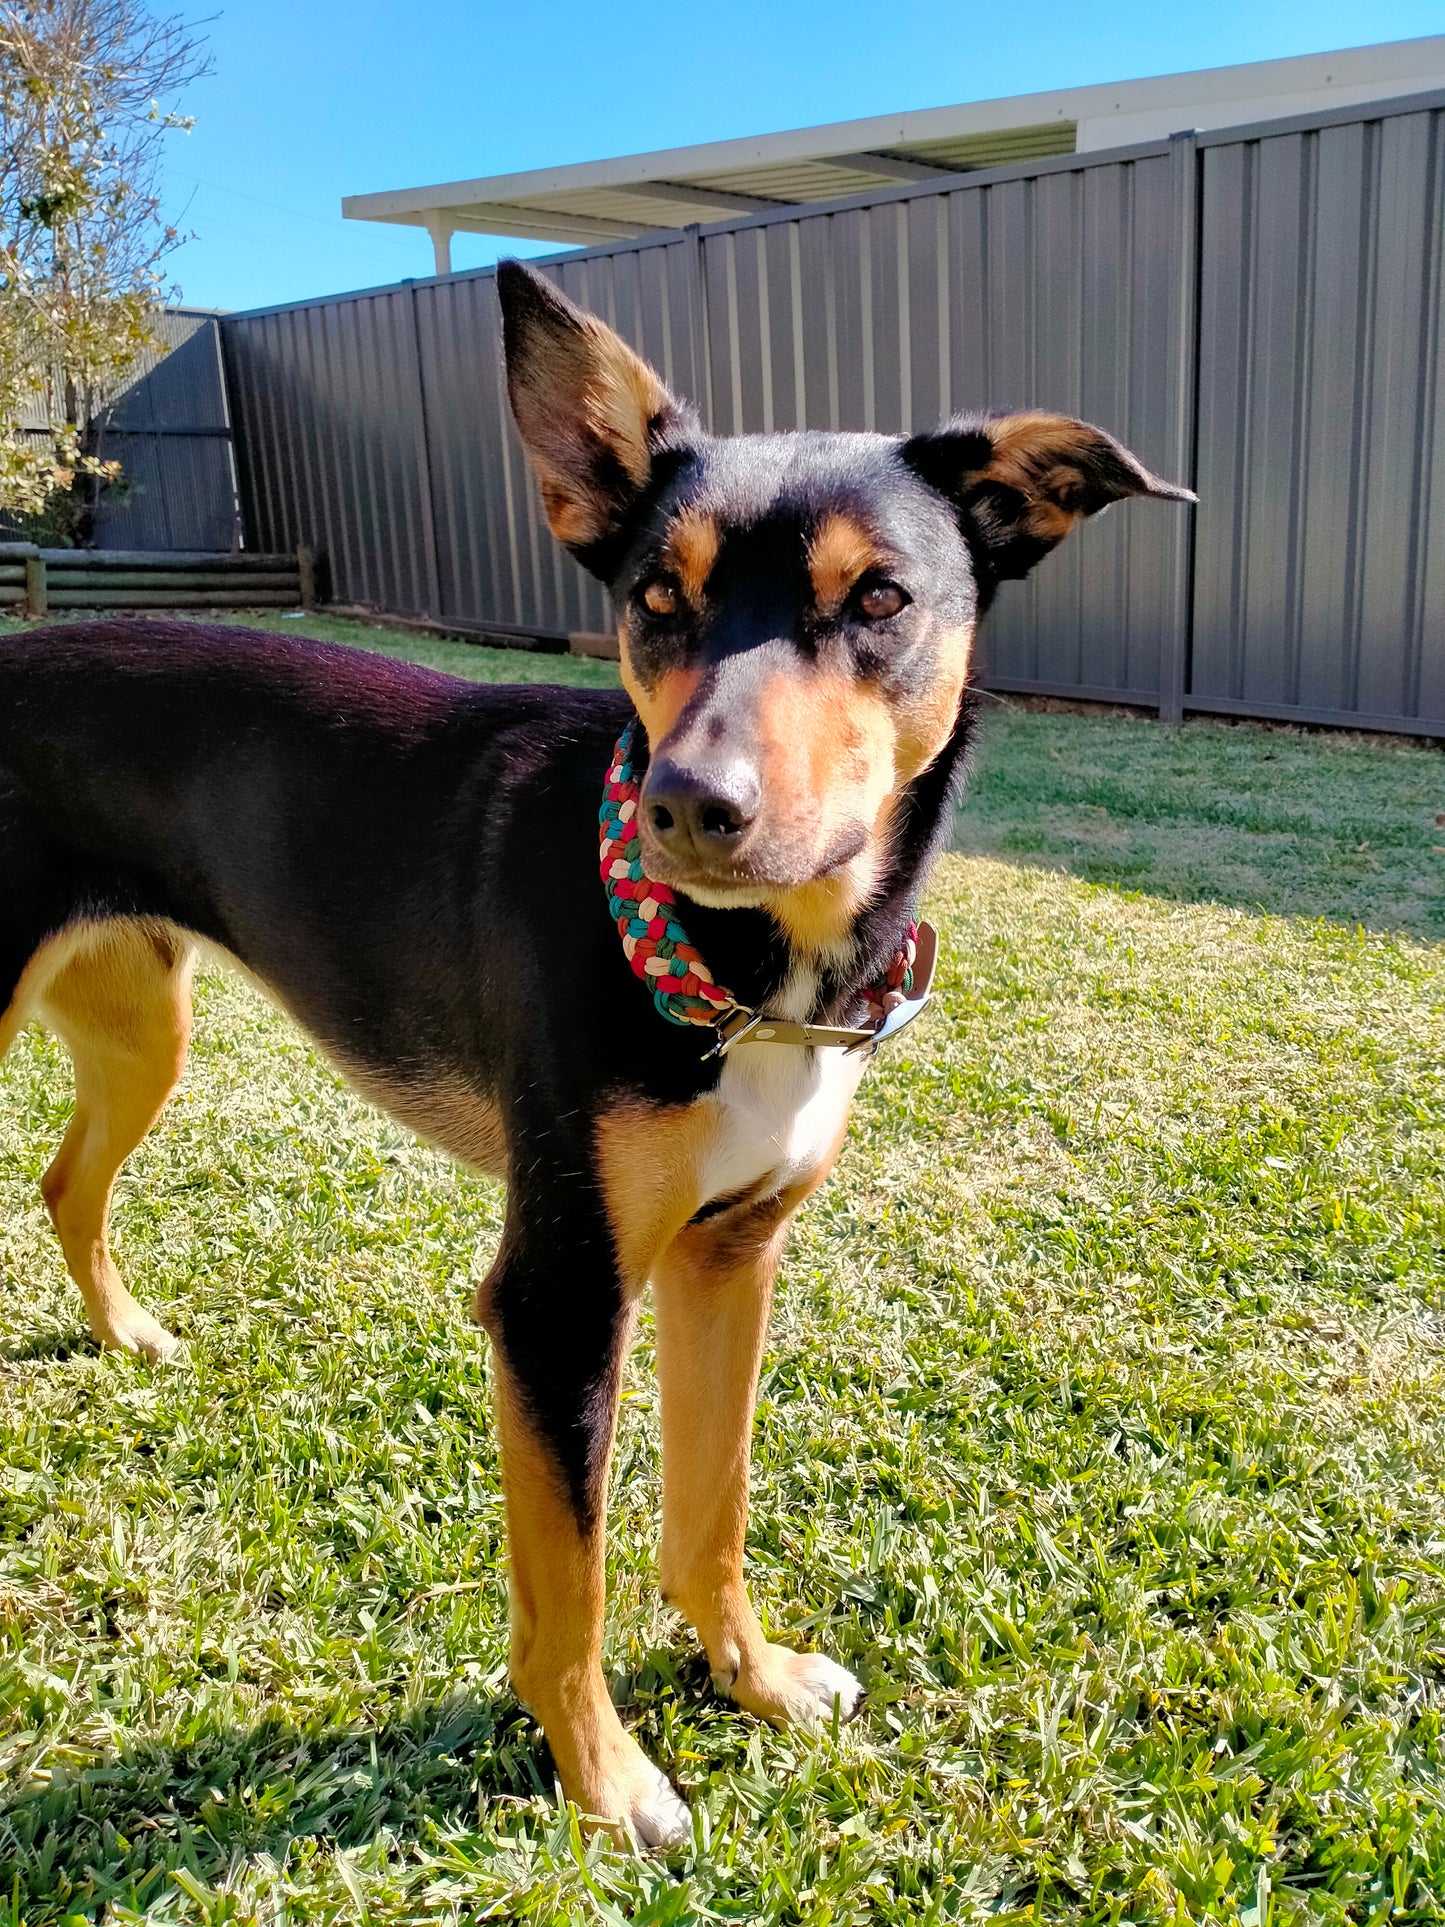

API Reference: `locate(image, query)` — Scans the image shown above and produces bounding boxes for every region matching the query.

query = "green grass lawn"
[958,698,1445,941]
[1,616,1443,1924]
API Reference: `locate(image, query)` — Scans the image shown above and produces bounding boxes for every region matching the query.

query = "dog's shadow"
[3,1688,553,1909]
[2,1652,720,1910]
[0,1323,98,1365]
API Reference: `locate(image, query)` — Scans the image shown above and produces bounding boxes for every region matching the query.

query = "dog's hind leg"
[35,922,194,1362]
[653,1186,865,1731]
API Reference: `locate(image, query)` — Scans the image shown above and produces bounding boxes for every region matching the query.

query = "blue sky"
[162,1,1444,313]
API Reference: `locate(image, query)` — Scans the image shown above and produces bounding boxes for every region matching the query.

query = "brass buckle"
[703,1004,765,1059]
[702,921,941,1059]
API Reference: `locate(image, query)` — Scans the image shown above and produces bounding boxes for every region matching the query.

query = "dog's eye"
[638,576,681,618]
[856,580,909,621]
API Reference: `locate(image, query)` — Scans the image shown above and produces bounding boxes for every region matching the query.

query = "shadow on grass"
[1,1687,542,1920]
[0,1648,717,1921]
[954,701,1445,941]
[0,1329,96,1365]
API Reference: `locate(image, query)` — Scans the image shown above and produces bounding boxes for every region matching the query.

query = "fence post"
[23,549,46,619]
[297,544,317,610]
[407,281,445,622]
[1159,129,1202,726]
[681,224,715,432]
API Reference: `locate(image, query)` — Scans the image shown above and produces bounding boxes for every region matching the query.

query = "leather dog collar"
[599,724,938,1054]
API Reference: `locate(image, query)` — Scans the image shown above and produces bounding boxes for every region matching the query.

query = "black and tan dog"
[0,260,1191,1847]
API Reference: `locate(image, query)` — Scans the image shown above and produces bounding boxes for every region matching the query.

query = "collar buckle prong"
[703,1004,764,1059]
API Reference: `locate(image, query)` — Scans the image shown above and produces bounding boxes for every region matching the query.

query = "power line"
[168,167,352,230]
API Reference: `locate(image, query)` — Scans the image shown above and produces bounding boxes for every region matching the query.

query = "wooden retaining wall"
[0,546,312,618]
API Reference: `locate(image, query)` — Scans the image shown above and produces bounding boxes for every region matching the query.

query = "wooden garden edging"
[0,545,314,617]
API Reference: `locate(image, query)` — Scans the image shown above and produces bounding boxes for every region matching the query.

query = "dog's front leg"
[477,1208,690,1852]
[653,1195,864,1729]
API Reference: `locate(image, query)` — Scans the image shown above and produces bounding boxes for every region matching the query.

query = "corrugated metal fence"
[5,310,242,552]
[220,85,1445,736]
[90,310,242,552]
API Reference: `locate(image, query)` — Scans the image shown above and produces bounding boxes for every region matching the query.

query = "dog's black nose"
[645,757,760,853]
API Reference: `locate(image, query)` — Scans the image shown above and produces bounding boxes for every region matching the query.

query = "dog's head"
[498,259,1192,950]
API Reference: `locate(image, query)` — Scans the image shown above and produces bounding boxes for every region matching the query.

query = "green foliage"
[1,630,1442,1920]
[0,0,209,519]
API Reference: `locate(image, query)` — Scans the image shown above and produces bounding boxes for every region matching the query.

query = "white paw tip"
[106,1321,182,1365]
[631,1773,690,1852]
[796,1655,865,1724]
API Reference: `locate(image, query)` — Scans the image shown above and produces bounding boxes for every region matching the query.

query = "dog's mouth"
[637,817,871,904]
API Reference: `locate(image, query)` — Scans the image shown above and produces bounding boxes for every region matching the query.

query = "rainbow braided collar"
[599,723,937,1055]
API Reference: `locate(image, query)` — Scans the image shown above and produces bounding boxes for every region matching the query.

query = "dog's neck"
[812,685,978,1024]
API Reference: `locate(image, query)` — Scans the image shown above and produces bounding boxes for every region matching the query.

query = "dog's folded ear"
[901,411,1194,582]
[497,260,697,576]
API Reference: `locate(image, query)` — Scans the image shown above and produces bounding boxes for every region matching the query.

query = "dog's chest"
[698,1035,866,1206]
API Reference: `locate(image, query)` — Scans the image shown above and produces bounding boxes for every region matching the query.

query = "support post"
[1159,129,1202,726]
[297,544,317,610]
[23,549,46,618]
[424,215,453,278]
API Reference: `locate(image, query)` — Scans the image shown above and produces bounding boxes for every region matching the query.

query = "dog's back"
[0,618,627,1059]
[0,618,632,1362]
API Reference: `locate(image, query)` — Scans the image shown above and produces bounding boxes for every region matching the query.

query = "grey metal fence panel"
[0,308,240,550]
[411,270,549,635]
[403,237,703,640]
[221,140,1189,677]
[217,88,1445,733]
[696,150,1186,701]
[223,287,435,615]
[1191,99,1445,732]
[956,153,1183,701]
[223,236,705,640]
[90,311,241,551]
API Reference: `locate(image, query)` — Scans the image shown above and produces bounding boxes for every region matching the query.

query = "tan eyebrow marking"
[660,506,721,604]
[807,512,890,615]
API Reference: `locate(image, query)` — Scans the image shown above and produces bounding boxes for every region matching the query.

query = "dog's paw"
[723,1644,865,1730]
[625,1765,691,1852]
[573,1748,690,1854]
[99,1305,181,1365]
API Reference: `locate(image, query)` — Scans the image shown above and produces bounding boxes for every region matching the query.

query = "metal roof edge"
[230,83,1445,324]
[237,136,1182,321]
[340,36,1445,219]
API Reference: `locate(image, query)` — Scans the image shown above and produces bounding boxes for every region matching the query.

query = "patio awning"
[342,37,1445,272]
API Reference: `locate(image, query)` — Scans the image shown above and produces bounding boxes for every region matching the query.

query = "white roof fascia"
[364,205,651,243]
[1077,66,1445,150]
[342,37,1445,233]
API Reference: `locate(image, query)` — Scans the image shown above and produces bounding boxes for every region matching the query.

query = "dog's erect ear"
[497,259,695,574]
[902,411,1194,582]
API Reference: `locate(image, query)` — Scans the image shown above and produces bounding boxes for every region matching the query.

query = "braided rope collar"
[599,722,936,1055]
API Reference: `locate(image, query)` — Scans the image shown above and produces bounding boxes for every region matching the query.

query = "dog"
[0,258,1191,1848]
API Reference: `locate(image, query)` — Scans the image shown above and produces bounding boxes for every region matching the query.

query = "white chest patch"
[697,966,868,1207]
